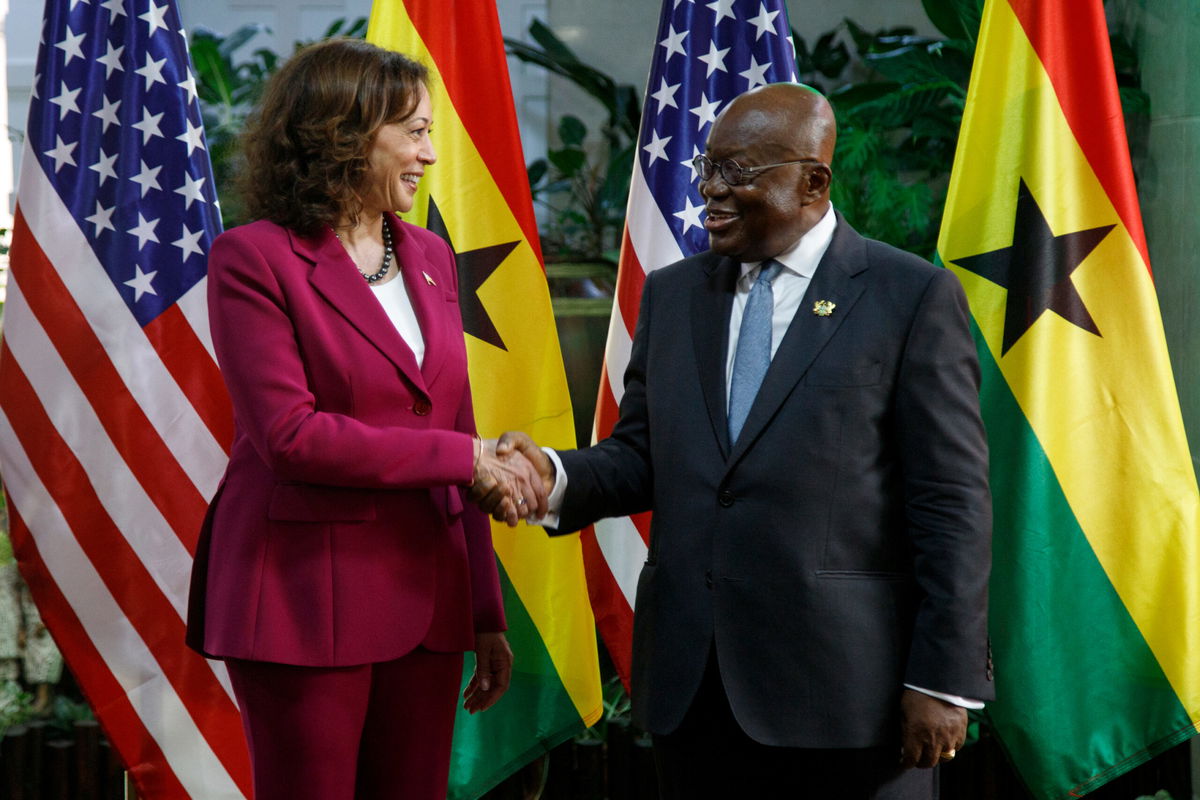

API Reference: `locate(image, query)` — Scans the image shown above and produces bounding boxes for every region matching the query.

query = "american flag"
[585,0,799,685]
[0,1,249,798]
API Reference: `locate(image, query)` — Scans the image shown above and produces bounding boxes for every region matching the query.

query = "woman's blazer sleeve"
[452,383,506,633]
[208,230,476,489]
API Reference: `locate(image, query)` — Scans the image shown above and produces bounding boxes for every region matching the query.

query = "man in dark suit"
[495,84,992,798]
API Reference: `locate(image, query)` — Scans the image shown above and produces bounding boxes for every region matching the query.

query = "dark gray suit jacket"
[554,215,993,748]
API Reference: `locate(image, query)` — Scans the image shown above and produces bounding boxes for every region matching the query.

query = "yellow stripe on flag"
[368,3,601,724]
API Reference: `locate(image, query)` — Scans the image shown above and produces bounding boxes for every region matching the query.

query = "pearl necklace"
[333,220,394,284]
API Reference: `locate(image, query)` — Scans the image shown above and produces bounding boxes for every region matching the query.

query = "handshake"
[467,432,554,526]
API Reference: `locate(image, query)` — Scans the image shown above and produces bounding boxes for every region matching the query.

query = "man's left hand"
[899,689,966,768]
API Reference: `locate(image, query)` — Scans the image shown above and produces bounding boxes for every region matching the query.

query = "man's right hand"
[468,438,548,525]
[497,431,555,496]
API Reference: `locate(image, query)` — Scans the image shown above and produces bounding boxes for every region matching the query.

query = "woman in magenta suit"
[186,38,545,800]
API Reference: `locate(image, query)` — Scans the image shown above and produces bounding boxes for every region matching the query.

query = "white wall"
[175,0,374,60]
[5,0,37,220]
[0,0,10,228]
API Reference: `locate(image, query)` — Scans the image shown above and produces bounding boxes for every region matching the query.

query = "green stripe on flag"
[971,317,1195,798]
[449,561,586,800]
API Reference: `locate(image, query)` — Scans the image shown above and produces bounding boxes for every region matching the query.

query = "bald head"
[713,83,837,168]
[699,84,836,262]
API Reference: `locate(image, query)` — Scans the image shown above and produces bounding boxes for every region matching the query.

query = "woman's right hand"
[468,438,548,526]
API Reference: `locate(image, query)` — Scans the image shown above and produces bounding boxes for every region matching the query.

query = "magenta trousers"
[226,648,464,800]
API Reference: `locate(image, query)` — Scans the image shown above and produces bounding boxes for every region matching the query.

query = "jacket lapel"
[297,223,429,398]
[691,254,739,459]
[726,217,869,468]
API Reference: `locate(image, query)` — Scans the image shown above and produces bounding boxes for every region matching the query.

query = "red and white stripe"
[584,157,684,686]
[0,141,250,798]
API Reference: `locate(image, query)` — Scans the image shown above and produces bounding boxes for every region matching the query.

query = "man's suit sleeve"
[895,267,993,700]
[552,270,658,534]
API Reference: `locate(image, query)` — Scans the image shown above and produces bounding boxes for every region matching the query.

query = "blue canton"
[28,0,222,327]
[642,0,798,256]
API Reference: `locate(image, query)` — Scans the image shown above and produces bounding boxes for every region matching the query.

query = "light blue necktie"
[728,260,783,443]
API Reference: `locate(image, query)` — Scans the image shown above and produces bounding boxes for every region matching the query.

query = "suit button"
[705,570,713,589]
[413,400,432,416]
[718,490,735,507]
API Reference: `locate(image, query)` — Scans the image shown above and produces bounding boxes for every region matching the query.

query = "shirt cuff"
[903,684,985,710]
[527,447,566,528]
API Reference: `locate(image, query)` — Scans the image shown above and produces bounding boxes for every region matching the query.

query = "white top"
[371,273,425,367]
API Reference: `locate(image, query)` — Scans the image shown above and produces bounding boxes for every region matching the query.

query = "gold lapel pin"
[423,271,437,286]
[813,300,836,317]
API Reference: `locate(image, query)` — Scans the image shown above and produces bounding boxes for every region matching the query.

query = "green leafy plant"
[45,693,95,736]
[575,673,632,744]
[504,19,639,147]
[528,113,633,262]
[794,28,852,95]
[0,680,34,735]
[825,17,973,258]
[190,23,276,228]
[505,20,640,263]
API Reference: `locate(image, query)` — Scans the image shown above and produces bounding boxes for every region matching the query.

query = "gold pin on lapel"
[422,271,437,286]
[813,300,836,317]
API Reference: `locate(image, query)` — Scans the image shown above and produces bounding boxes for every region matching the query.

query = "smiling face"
[700,85,834,263]
[364,84,436,214]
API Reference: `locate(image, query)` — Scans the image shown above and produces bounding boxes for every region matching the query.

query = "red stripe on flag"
[593,365,621,437]
[591,392,654,567]
[403,2,543,263]
[580,528,635,686]
[1006,0,1151,269]
[0,346,252,791]
[586,186,659,690]
[6,507,195,800]
[614,228,648,341]
[588,368,652,690]
[8,211,209,549]
[143,305,234,456]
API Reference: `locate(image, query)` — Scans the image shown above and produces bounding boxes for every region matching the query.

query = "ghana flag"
[366,2,603,797]
[937,0,1200,796]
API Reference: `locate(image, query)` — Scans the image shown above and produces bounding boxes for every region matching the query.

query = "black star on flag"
[425,198,520,351]
[952,178,1114,355]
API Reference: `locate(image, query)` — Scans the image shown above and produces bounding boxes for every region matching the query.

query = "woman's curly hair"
[237,38,429,235]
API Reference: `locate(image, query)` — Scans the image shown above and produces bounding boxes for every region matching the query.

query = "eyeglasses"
[692,155,823,186]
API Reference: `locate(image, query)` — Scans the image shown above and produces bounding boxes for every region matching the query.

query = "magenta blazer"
[186,213,505,666]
